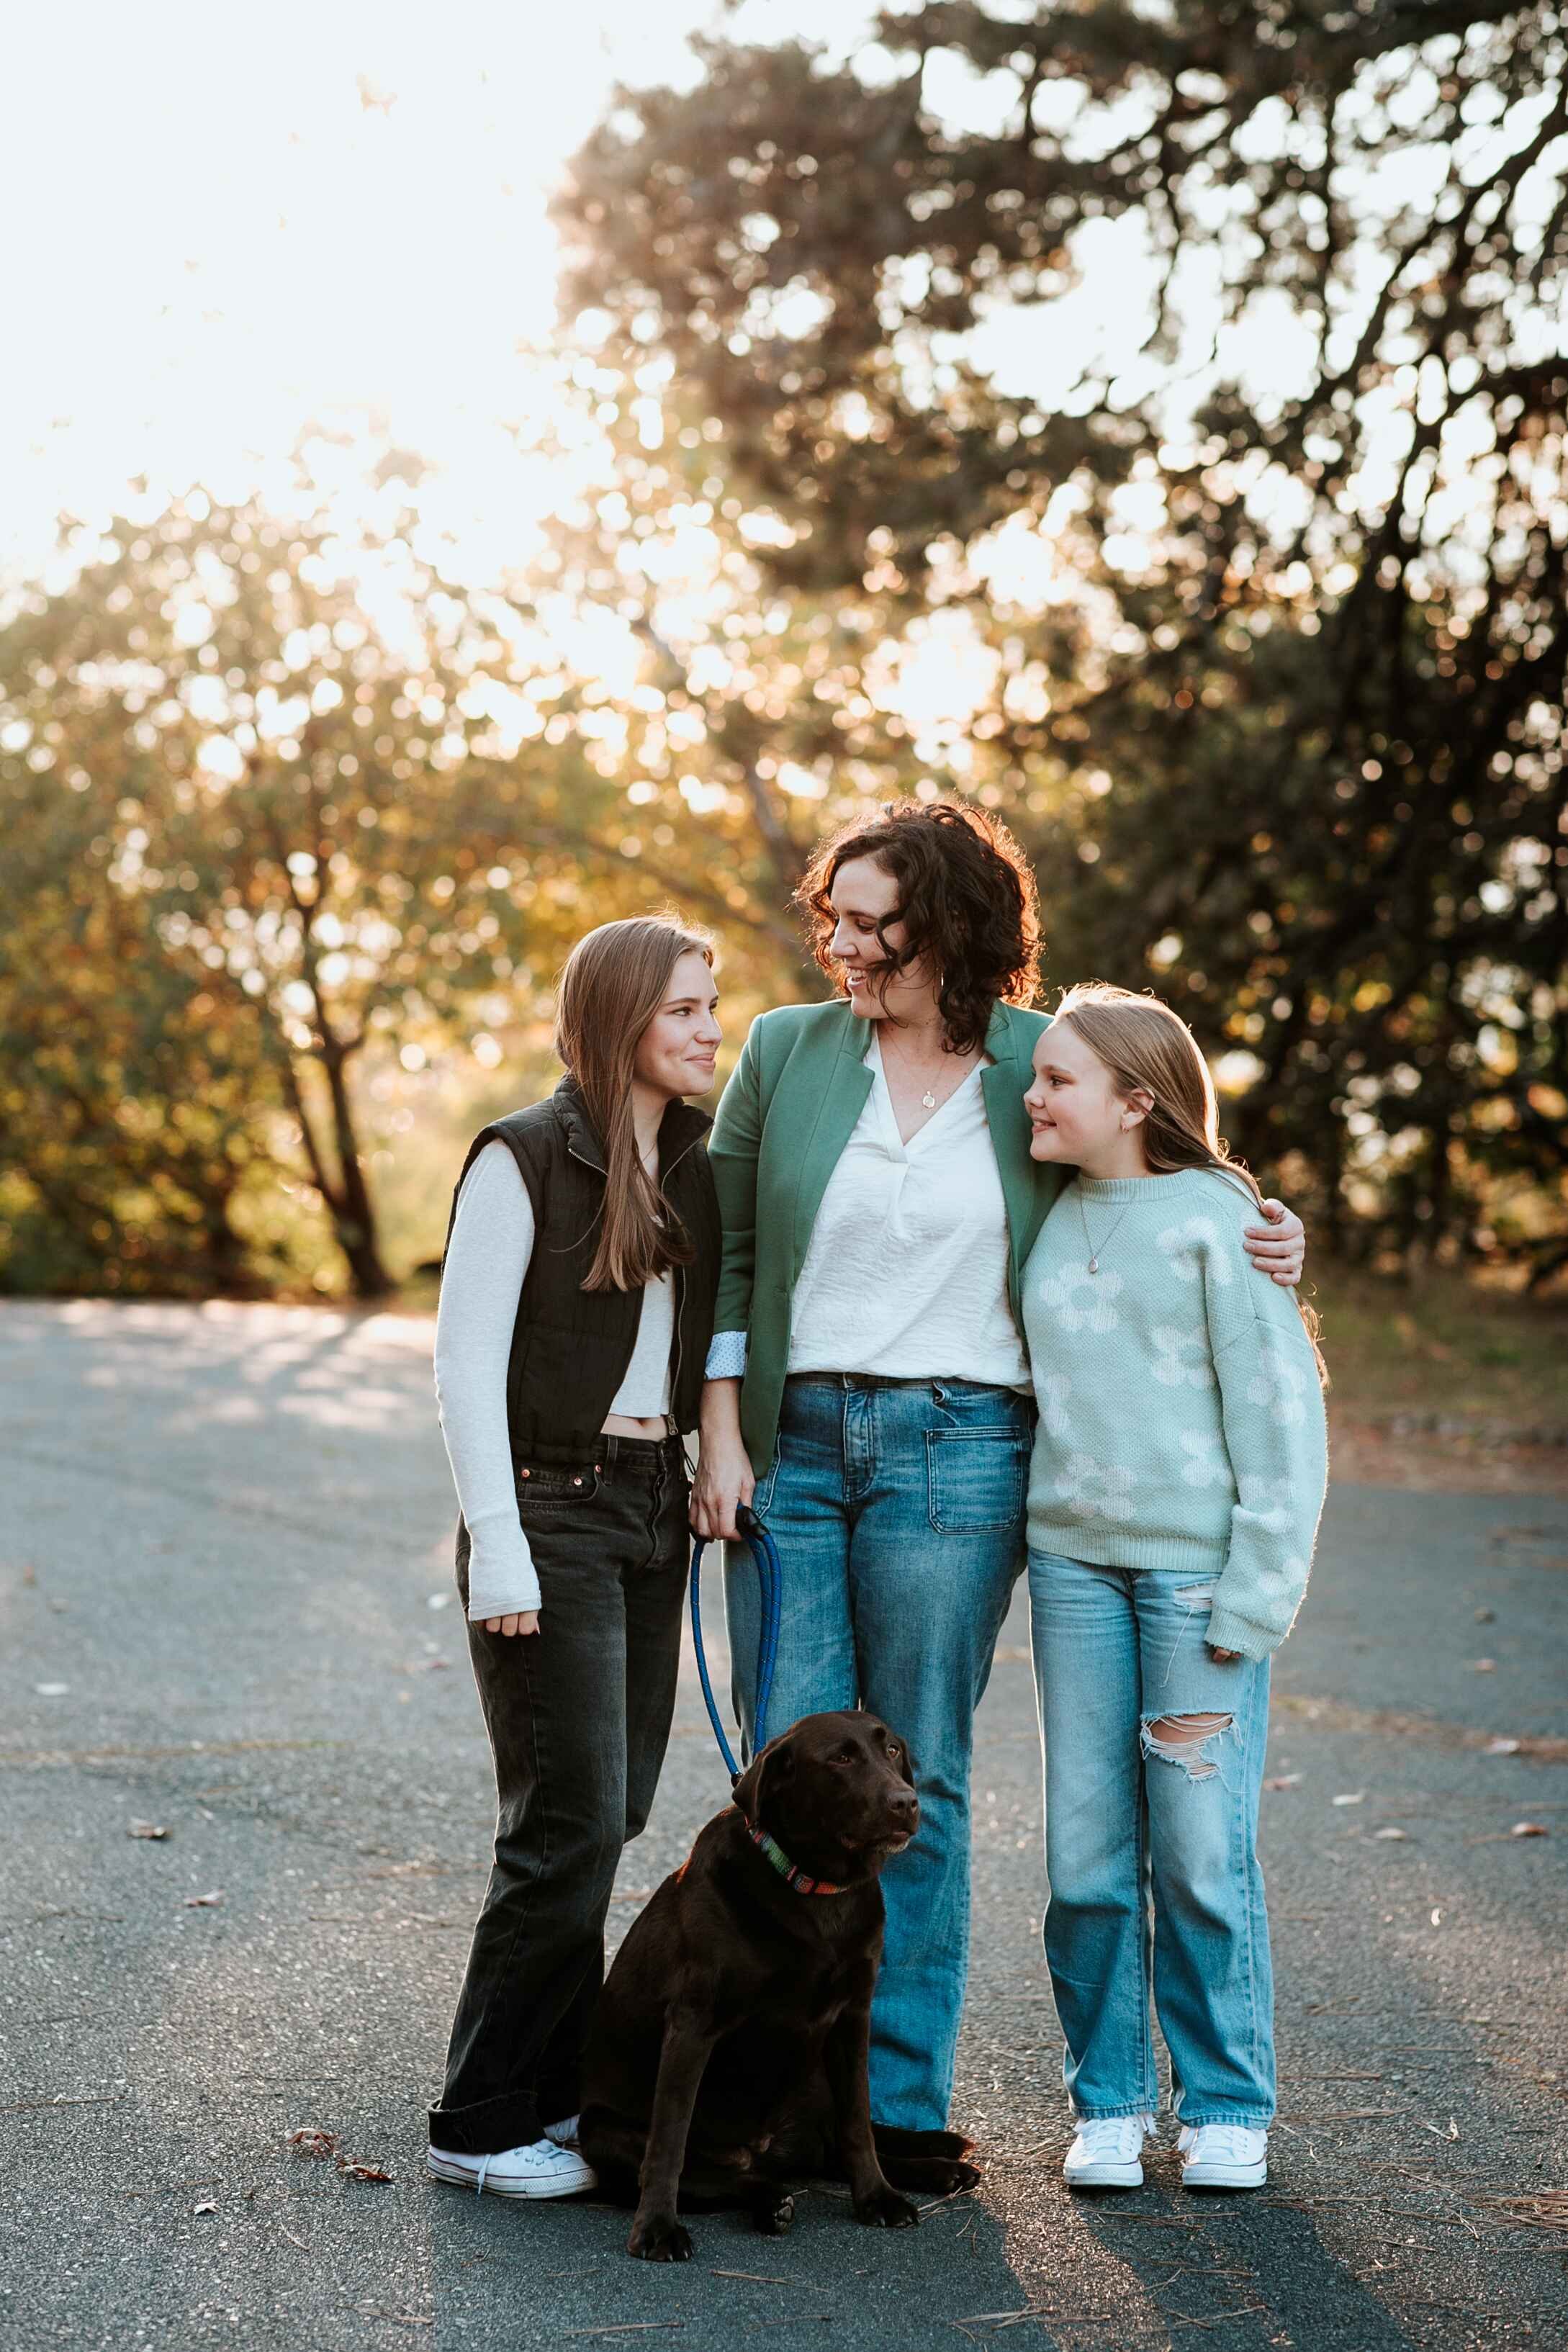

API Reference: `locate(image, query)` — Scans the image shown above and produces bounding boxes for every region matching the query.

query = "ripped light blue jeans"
[1027,1549,1275,2127]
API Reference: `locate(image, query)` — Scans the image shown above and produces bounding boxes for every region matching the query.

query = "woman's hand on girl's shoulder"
[485,1611,541,1637]
[1243,1198,1305,1287]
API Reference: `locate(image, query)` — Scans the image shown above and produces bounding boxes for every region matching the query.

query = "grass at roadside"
[1306,1258,1568,1436]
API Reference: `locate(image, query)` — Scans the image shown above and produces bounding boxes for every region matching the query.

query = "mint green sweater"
[1021,1168,1329,1659]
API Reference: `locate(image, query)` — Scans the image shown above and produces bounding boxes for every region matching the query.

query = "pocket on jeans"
[924,1427,1029,1533]
[515,1460,603,1510]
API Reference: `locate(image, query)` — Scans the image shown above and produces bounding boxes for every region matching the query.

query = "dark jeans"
[429,1430,690,2157]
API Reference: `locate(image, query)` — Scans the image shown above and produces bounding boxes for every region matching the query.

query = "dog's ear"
[733,1733,793,1826]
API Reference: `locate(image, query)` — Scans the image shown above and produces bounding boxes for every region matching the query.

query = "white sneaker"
[1063,2113,1155,2188]
[1178,2122,1268,2189]
[542,2113,581,2148]
[428,2135,597,2199]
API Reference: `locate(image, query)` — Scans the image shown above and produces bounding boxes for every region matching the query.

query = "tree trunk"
[317,1036,394,1299]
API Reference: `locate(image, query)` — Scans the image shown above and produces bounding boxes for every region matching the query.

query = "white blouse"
[780,1031,1029,1388]
[433,1140,673,1622]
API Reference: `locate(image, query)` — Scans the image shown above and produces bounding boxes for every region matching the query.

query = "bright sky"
[4,2,865,574]
[9,4,1551,754]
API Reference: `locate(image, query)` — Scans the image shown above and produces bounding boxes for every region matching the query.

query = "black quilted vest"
[443,1078,719,1461]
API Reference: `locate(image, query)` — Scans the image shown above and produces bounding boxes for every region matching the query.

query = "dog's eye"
[832,1751,856,1766]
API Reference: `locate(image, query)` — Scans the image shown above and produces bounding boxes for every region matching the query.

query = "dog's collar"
[740,1815,847,1896]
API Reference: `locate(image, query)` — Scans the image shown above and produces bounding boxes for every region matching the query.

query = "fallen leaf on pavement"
[1485,1736,1521,1754]
[1332,1791,1366,1806]
[1374,1826,1409,1841]
[425,1593,451,1611]
[35,1682,68,1697]
[194,2201,217,2216]
[287,2128,342,2160]
[128,1821,168,1841]
[183,1890,224,1908]
[1474,1607,1495,1623]
[1263,1773,1302,1790]
[1471,1658,1497,1672]
[338,2158,393,2184]
[1511,1821,1549,1838]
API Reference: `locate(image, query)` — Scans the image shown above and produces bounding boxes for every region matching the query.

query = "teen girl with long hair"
[692,803,1308,2148]
[1021,984,1330,2194]
[427,916,722,2199]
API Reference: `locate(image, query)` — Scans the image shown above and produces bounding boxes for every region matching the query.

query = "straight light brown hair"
[1054,982,1327,1379]
[554,914,714,1293]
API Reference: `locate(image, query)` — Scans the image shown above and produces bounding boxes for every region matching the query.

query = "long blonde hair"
[554,914,714,1293]
[1055,983,1326,1378]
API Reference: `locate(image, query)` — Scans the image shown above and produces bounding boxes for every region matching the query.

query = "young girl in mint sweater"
[1020,984,1328,2194]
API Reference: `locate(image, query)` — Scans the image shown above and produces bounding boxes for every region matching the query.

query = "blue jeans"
[1027,1549,1275,2128]
[724,1375,1033,2130]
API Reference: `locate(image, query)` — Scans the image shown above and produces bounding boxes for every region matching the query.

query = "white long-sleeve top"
[706,1030,1028,1389]
[433,1139,673,1621]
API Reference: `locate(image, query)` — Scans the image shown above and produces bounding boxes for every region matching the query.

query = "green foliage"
[554,0,1568,1272]
[0,476,682,1296]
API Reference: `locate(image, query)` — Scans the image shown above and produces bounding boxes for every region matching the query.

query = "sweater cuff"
[704,1330,748,1380]
[464,1513,542,1621]
[1204,1600,1284,1662]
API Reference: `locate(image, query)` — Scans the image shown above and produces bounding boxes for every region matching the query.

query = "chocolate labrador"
[580,1708,976,2261]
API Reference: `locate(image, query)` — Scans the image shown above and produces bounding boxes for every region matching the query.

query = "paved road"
[2,1300,1565,2352]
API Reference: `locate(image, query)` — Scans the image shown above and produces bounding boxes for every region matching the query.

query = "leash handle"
[690,1502,782,1784]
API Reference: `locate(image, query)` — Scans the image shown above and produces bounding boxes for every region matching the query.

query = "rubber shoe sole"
[426,2149,597,2200]
[1181,2153,1267,2191]
[1064,2153,1144,2189]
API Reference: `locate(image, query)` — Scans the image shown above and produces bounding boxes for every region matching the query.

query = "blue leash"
[690,1502,781,1784]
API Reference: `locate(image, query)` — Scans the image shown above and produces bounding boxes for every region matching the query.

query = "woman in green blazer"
[692,800,1305,2143]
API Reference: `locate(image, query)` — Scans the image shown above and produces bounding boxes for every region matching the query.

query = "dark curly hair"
[795,799,1042,1055]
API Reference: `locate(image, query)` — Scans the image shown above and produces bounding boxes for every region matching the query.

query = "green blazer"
[709,998,1065,1475]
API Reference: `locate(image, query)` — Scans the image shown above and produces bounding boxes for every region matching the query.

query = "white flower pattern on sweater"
[1055,1453,1135,1523]
[1040,1261,1125,1334]
[1179,1429,1231,1487]
[1247,1336,1311,1426]
[1150,1321,1217,1389]
[1156,1215,1233,1285]
[1039,1370,1073,1437]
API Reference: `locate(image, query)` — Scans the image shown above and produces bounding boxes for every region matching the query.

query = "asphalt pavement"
[2,1299,1565,2352]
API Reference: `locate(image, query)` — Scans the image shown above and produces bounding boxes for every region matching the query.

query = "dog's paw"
[751,2188,796,2237]
[920,2157,982,2194]
[627,2214,693,2263]
[852,2183,920,2231]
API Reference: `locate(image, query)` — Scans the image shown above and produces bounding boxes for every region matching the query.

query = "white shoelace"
[1186,2125,1261,2161]
[1078,2114,1153,2157]
[474,2153,492,2196]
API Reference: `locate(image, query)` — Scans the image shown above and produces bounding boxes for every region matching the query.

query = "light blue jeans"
[725,1374,1033,2130]
[1027,1549,1276,2128]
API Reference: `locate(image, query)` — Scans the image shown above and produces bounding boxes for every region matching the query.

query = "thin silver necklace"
[1076,1187,1135,1276]
[879,1026,970,1112]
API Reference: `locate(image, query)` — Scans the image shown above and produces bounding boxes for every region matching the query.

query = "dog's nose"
[888,1788,919,1826]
